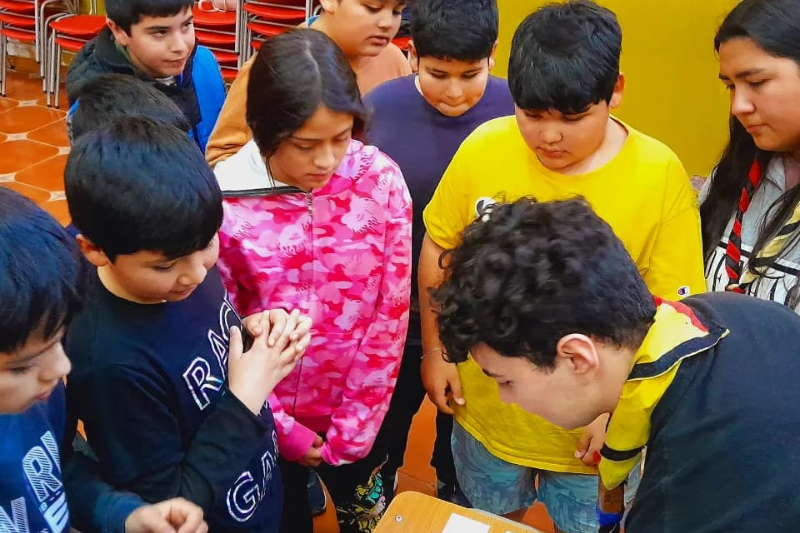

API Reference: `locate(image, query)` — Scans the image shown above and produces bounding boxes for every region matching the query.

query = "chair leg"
[54,43,62,109]
[0,34,7,97]
[46,33,54,106]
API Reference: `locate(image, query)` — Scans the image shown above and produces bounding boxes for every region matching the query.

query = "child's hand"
[243,309,312,353]
[575,413,610,467]
[227,323,300,415]
[421,351,464,415]
[298,435,324,467]
[124,497,207,533]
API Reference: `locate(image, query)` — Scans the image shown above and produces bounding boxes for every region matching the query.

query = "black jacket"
[65,27,202,131]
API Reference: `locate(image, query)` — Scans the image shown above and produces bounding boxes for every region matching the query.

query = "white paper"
[441,513,491,533]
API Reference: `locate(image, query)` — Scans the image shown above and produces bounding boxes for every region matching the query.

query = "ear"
[76,234,111,268]
[488,40,498,71]
[408,41,419,73]
[555,334,600,379]
[319,0,337,15]
[106,18,130,47]
[609,72,625,110]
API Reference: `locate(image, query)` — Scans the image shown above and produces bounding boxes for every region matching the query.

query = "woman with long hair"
[702,0,800,309]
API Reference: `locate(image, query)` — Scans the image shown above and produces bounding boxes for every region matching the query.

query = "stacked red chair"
[45,0,104,107]
[243,0,313,62]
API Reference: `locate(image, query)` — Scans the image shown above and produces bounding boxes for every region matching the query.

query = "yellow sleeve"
[422,141,474,250]
[205,56,255,168]
[643,157,707,299]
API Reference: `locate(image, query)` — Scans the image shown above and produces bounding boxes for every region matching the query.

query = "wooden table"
[375,492,544,533]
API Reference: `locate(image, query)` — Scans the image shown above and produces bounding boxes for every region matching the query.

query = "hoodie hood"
[214,140,301,196]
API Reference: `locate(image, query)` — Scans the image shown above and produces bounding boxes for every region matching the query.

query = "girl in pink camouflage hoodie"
[214,29,411,533]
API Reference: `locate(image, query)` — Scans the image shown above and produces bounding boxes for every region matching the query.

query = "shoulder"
[460,115,519,152]
[379,43,411,71]
[483,76,515,106]
[365,75,416,105]
[341,140,402,181]
[215,140,265,191]
[338,141,408,201]
[192,45,219,70]
[624,123,684,168]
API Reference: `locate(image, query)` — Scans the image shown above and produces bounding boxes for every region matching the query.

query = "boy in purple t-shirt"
[364,0,514,504]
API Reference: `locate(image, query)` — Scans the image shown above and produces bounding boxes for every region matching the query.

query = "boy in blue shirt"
[66,0,225,151]
[0,187,207,533]
[364,0,514,503]
[63,119,310,533]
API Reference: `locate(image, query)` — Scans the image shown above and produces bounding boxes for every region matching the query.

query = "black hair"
[105,0,194,33]
[0,188,87,353]
[246,29,367,158]
[65,118,222,262]
[508,0,622,114]
[69,74,190,142]
[433,197,655,368]
[409,0,498,62]
[703,0,800,305]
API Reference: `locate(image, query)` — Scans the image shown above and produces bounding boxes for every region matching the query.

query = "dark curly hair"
[432,197,656,369]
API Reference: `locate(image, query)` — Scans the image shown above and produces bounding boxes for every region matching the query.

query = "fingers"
[267,309,288,347]
[448,375,465,406]
[125,505,176,533]
[170,500,206,533]
[242,312,264,337]
[290,315,312,342]
[294,331,311,355]
[576,429,591,456]
[273,309,299,351]
[428,389,454,415]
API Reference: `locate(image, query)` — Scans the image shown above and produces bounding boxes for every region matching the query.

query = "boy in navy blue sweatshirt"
[63,118,310,533]
[364,0,514,502]
[0,187,207,533]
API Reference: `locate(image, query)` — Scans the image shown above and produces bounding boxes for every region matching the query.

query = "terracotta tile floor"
[0,70,69,224]
[1,67,556,533]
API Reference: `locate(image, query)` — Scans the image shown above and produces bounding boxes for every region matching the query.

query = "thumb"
[575,429,592,458]
[313,435,324,448]
[228,326,243,360]
[139,511,178,533]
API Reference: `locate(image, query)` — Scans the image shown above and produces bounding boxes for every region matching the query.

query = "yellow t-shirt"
[422,115,706,473]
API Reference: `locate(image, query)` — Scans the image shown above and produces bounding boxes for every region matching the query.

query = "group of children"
[2,0,800,532]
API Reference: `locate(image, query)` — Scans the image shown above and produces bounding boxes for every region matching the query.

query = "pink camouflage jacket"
[215,139,412,466]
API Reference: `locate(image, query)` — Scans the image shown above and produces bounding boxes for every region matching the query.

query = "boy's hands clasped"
[228,309,312,415]
[124,497,207,533]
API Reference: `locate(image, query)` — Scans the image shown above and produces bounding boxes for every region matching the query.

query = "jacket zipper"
[293,192,312,418]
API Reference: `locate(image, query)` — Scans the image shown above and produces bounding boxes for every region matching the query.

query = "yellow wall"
[495,0,739,177]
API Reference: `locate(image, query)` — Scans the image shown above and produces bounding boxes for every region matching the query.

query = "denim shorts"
[451,421,641,533]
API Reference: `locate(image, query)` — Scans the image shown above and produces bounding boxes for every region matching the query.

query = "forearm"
[64,448,143,533]
[125,392,269,509]
[419,234,447,356]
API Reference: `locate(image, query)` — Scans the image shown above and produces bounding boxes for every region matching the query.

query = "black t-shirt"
[65,268,282,532]
[628,292,800,533]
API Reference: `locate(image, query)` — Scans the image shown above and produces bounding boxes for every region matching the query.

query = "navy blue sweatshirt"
[365,74,514,342]
[0,383,141,533]
[65,268,283,532]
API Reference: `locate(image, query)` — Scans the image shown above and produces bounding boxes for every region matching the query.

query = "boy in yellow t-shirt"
[419,1,704,531]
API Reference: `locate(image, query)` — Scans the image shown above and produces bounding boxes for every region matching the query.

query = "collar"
[215,141,299,196]
[599,298,729,490]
